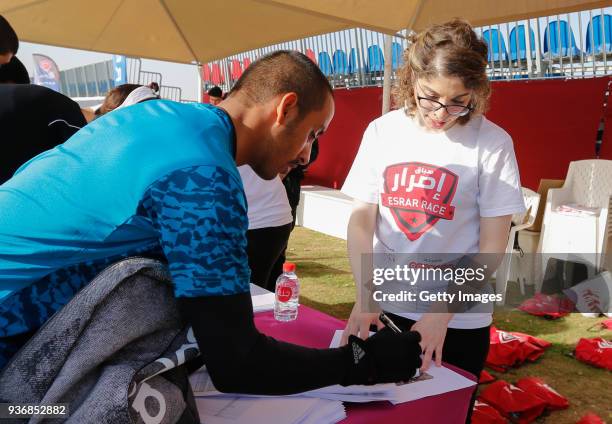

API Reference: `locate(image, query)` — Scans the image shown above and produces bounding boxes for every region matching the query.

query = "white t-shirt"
[342,110,525,329]
[238,165,293,230]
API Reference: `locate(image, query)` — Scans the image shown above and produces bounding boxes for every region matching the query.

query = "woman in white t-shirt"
[341,19,525,418]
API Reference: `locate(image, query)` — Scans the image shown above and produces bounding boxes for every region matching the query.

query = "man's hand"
[343,328,422,385]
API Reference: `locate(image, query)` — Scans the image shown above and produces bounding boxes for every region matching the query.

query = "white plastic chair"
[600,196,612,273]
[496,187,540,304]
[536,160,612,291]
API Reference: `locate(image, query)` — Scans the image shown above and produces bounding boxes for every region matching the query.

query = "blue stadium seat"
[482,29,509,62]
[318,52,333,76]
[392,42,404,70]
[586,14,612,55]
[348,48,360,74]
[509,25,537,61]
[367,45,384,72]
[543,20,580,57]
[332,50,348,74]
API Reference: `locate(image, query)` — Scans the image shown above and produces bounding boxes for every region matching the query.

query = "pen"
[379,312,402,333]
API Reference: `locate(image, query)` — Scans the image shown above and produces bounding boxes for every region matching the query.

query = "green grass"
[287,227,612,424]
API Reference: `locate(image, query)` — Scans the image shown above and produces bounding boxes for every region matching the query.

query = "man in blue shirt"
[0,51,421,393]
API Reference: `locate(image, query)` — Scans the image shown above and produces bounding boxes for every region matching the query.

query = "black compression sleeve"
[177,292,351,395]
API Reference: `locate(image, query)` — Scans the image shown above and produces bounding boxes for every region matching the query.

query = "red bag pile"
[574,337,612,370]
[479,380,547,423]
[486,327,552,372]
[515,377,569,410]
[577,412,606,424]
[471,400,506,424]
[518,293,575,319]
[479,369,496,384]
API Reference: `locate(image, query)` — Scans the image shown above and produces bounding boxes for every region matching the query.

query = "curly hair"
[392,18,490,125]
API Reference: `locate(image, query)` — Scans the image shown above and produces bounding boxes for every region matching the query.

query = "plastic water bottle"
[274,262,299,321]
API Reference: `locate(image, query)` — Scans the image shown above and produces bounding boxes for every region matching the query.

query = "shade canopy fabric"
[2,0,608,64]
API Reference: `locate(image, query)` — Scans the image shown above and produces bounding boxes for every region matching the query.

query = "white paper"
[252,292,276,313]
[189,366,217,394]
[296,399,346,424]
[195,396,344,424]
[250,283,275,313]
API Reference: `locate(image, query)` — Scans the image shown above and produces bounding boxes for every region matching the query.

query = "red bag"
[518,293,575,319]
[602,319,612,330]
[515,377,569,410]
[479,370,496,384]
[471,400,506,424]
[479,380,547,424]
[486,327,552,371]
[575,337,612,370]
[577,413,606,424]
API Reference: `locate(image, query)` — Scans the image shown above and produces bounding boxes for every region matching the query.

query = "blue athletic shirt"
[0,100,251,341]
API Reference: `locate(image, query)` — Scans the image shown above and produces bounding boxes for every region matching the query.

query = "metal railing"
[203,6,612,93]
[59,57,182,102]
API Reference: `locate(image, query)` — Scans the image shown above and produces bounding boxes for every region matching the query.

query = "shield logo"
[498,331,521,343]
[381,162,458,241]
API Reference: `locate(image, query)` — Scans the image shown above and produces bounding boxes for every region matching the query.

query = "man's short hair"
[207,86,223,98]
[0,15,19,55]
[230,50,332,118]
[0,56,29,84]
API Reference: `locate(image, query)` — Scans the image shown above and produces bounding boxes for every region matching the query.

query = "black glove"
[342,327,422,386]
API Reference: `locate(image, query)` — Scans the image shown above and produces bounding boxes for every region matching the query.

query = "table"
[254,305,476,424]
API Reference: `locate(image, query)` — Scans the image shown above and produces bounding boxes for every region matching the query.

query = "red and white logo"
[498,331,521,343]
[276,285,293,302]
[381,162,457,241]
[597,339,612,349]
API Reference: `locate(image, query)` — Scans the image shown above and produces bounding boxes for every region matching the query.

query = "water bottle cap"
[283,262,296,272]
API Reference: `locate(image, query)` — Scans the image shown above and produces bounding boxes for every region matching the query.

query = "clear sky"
[18,42,202,101]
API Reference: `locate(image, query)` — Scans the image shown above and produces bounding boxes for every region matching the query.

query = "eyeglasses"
[416,96,473,117]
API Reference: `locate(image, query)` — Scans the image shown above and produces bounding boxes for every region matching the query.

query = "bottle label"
[276,285,293,302]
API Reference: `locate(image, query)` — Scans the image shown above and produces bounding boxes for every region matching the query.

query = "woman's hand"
[410,313,452,371]
[340,303,384,345]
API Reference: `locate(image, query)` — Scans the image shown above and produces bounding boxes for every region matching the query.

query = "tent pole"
[382,0,425,114]
[382,34,393,114]
[196,62,203,102]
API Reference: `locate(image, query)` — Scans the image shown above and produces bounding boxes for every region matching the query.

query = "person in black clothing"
[0,84,89,183]
[0,15,29,84]
[283,138,319,224]
[0,15,19,66]
[0,56,29,84]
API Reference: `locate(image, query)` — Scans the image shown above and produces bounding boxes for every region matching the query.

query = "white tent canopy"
[2,0,608,64]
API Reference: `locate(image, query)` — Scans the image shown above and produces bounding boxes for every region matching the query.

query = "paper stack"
[195,396,345,424]
[190,367,345,424]
[250,283,275,313]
